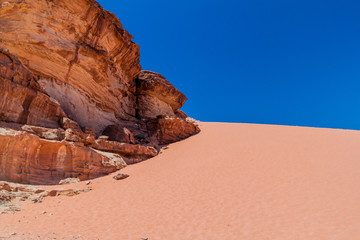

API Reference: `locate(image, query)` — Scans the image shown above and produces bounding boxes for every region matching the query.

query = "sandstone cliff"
[0,0,200,185]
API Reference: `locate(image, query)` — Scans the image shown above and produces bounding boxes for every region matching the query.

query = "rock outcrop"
[0,0,140,132]
[0,128,126,185]
[0,49,66,128]
[147,117,201,145]
[0,0,200,185]
[102,125,136,144]
[93,139,158,164]
[0,181,91,214]
[136,70,187,119]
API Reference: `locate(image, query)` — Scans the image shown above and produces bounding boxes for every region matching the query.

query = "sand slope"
[1,122,360,239]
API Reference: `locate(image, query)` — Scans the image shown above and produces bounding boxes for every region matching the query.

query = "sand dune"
[1,122,360,239]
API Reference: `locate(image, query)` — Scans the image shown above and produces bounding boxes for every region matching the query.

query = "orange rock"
[136,71,187,111]
[175,110,188,119]
[93,139,158,164]
[147,117,200,145]
[20,125,65,141]
[0,129,126,185]
[60,117,82,132]
[0,49,66,128]
[0,0,141,131]
[136,95,176,119]
[102,125,136,144]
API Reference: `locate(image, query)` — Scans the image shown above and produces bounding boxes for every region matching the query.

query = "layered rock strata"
[136,70,187,119]
[0,0,140,131]
[0,49,65,128]
[0,0,200,185]
[0,128,126,185]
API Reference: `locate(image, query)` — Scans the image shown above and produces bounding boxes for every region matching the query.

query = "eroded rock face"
[147,117,200,145]
[102,125,136,144]
[0,129,126,185]
[93,139,158,164]
[136,71,187,119]
[0,0,200,185]
[137,71,187,110]
[0,0,141,131]
[0,49,65,128]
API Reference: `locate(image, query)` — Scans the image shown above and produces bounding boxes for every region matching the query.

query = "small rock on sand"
[113,173,129,180]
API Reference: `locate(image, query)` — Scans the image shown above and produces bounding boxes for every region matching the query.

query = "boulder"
[102,125,136,144]
[21,125,65,141]
[60,117,82,132]
[59,178,81,185]
[136,95,176,119]
[136,71,187,110]
[147,117,200,145]
[113,173,129,180]
[175,110,188,119]
[83,127,98,137]
[93,139,158,164]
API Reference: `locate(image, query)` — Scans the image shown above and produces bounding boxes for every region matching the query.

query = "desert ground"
[1,122,360,240]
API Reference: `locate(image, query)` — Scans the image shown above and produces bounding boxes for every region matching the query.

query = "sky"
[98,0,360,130]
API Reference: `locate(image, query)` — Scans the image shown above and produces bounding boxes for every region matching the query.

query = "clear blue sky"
[98,0,360,129]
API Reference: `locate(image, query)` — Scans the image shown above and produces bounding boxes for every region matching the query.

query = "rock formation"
[0,181,92,214]
[0,0,200,185]
[0,128,126,185]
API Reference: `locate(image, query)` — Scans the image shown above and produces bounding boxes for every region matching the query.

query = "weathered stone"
[93,139,158,164]
[98,135,109,140]
[102,125,136,144]
[64,128,96,146]
[147,117,200,145]
[0,180,91,213]
[175,110,188,119]
[136,70,187,111]
[0,129,126,185]
[0,0,141,131]
[59,178,81,185]
[60,117,82,132]
[83,127,98,137]
[21,125,65,141]
[113,173,129,180]
[0,49,66,128]
[137,95,176,119]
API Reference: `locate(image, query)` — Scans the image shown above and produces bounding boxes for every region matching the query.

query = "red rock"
[93,139,158,164]
[0,0,200,185]
[0,49,66,128]
[60,117,82,132]
[102,125,136,144]
[136,71,187,111]
[175,110,188,119]
[147,117,200,145]
[0,0,141,131]
[64,129,96,146]
[0,129,126,185]
[21,125,65,141]
[137,95,176,119]
[83,127,98,137]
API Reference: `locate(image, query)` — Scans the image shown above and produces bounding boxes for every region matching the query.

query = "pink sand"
[1,122,360,239]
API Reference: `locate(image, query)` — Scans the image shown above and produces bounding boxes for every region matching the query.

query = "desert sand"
[1,122,360,240]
